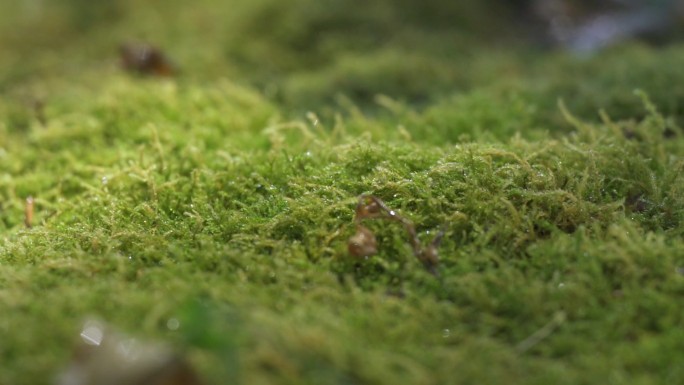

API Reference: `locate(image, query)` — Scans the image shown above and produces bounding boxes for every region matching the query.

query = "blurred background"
[1,0,683,111]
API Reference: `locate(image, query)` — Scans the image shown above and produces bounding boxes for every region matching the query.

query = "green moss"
[1,1,684,384]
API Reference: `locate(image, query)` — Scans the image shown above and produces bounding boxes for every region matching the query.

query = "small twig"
[25,196,34,228]
[31,98,47,127]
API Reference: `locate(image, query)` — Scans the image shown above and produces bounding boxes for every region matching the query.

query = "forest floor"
[1,1,683,384]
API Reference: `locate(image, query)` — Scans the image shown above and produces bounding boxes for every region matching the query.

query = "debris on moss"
[349,194,444,275]
[119,43,177,77]
[24,196,34,228]
[56,320,203,385]
[1,1,684,385]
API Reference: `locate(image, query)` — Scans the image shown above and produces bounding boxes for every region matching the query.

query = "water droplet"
[80,321,104,346]
[117,338,138,359]
[166,318,180,331]
[442,329,451,338]
[306,112,320,126]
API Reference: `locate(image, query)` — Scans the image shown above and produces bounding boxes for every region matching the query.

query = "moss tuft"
[1,1,684,384]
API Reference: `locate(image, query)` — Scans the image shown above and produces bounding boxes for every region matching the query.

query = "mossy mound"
[1,1,684,384]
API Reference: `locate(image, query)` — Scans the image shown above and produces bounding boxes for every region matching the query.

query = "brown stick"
[25,196,34,228]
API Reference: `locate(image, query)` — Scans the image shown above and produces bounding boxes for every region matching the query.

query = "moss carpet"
[1,1,683,384]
